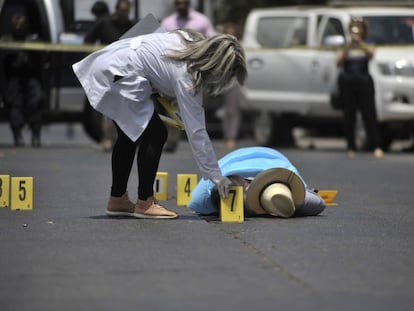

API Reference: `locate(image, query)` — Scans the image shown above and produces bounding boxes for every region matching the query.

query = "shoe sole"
[106,211,135,217]
[132,212,178,219]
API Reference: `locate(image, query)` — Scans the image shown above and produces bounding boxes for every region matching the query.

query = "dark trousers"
[7,77,44,134]
[111,111,168,200]
[339,74,381,151]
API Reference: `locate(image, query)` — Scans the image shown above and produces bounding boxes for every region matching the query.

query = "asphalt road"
[0,124,413,311]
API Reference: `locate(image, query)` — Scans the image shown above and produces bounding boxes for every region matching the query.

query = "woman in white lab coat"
[72,30,247,219]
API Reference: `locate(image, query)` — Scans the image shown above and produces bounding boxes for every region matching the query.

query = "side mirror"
[323,35,345,47]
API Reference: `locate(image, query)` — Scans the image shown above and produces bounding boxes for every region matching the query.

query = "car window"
[363,15,414,44]
[257,16,308,47]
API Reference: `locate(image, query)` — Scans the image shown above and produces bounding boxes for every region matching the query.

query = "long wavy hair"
[165,29,247,96]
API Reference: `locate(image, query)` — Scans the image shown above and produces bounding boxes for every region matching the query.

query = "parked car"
[243,6,414,149]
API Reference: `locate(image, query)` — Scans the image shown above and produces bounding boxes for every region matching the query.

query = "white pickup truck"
[243,6,414,149]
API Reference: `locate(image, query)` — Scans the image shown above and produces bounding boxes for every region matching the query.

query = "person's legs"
[106,113,176,219]
[111,123,138,196]
[106,122,137,216]
[136,112,168,200]
[134,112,177,219]
[25,78,44,147]
[222,86,241,150]
[294,190,326,217]
[359,76,383,157]
[7,78,25,146]
[340,76,358,155]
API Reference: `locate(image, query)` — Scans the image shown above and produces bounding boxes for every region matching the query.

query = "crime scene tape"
[0,41,103,53]
[2,40,409,54]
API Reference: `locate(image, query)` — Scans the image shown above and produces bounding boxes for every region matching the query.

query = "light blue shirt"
[188,146,308,215]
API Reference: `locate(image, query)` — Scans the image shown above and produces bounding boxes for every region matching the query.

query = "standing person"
[84,0,133,45]
[337,17,384,159]
[90,1,110,20]
[84,0,134,152]
[220,23,245,151]
[1,11,45,147]
[161,0,216,38]
[73,29,247,219]
[161,0,216,151]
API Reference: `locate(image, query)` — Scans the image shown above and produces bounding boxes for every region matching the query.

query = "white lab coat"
[72,32,222,180]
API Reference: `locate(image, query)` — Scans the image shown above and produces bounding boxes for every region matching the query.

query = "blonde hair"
[165,29,247,96]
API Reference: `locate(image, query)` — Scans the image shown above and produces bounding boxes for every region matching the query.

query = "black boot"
[13,129,24,147]
[31,125,41,148]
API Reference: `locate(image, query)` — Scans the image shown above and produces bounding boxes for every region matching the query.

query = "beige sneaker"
[134,197,178,219]
[106,192,135,217]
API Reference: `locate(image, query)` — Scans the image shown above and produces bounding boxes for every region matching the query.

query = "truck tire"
[82,98,103,143]
[253,112,295,147]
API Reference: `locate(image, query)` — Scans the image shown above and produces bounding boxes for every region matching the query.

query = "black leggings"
[111,112,168,200]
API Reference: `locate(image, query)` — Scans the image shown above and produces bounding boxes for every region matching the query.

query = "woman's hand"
[212,176,233,198]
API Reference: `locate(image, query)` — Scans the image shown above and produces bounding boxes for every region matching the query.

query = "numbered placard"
[177,174,197,206]
[0,175,10,208]
[318,190,338,206]
[154,172,168,201]
[220,186,244,223]
[11,177,33,210]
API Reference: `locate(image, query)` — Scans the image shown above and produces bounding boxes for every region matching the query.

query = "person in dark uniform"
[1,11,45,147]
[337,17,384,159]
[84,0,133,45]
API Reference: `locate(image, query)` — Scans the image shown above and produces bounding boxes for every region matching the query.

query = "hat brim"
[246,168,305,215]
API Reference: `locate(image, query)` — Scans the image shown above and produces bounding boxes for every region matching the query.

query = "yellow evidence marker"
[176,174,198,206]
[0,175,10,208]
[11,177,33,210]
[154,172,168,201]
[318,190,338,206]
[220,186,244,223]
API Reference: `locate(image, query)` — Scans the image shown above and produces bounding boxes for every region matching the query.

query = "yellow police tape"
[0,41,103,53]
[2,40,413,54]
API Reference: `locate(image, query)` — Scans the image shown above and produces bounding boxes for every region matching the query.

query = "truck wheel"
[82,98,103,142]
[253,112,295,147]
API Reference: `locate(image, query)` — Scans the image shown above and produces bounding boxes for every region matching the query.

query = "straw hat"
[245,168,305,218]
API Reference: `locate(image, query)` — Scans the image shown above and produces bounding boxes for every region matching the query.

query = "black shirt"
[343,48,370,75]
[84,15,134,44]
